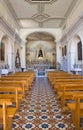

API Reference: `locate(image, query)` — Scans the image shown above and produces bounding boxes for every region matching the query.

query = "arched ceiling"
[26,32,55,41]
[5,0,78,28]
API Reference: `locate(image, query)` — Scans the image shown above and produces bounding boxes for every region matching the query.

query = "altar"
[34,65,47,77]
[27,59,54,77]
[35,70,46,77]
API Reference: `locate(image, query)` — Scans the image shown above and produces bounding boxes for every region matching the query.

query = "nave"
[12,77,76,130]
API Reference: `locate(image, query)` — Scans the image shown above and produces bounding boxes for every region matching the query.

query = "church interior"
[0,0,83,130]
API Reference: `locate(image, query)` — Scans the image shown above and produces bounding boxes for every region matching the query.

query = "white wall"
[20,28,62,42]
[0,18,22,72]
[60,14,83,73]
[0,0,20,33]
[67,0,83,30]
[20,44,26,68]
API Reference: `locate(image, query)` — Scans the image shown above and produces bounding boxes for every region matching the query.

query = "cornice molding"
[67,15,83,37]
[4,0,20,28]
[0,16,22,43]
[25,0,57,4]
[65,0,78,17]
[60,0,78,27]
[60,14,83,42]
[0,16,15,37]
[4,0,17,18]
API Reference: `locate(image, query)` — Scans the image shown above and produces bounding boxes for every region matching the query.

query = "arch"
[26,31,55,41]
[75,35,82,61]
[70,35,83,70]
[25,31,56,69]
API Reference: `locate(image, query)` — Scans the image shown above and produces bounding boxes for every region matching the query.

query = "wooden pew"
[0,87,21,130]
[0,71,35,130]
[7,74,35,87]
[68,94,83,130]
[53,80,83,100]
[0,100,13,130]
[1,72,35,89]
[0,81,26,96]
[54,79,83,90]
[49,75,83,85]
[0,86,22,110]
[55,83,83,107]
[0,77,29,90]
[48,71,83,130]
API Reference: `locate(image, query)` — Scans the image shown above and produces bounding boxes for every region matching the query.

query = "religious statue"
[38,48,43,58]
[15,49,21,68]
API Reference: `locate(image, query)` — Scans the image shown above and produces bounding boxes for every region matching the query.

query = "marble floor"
[12,77,77,130]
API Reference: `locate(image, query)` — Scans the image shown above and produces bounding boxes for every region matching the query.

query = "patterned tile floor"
[12,77,77,130]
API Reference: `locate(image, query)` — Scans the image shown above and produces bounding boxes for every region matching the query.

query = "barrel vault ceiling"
[5,0,78,28]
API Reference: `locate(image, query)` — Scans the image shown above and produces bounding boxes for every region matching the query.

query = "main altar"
[26,60,55,77]
[26,40,56,77]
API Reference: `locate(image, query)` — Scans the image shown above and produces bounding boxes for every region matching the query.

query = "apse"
[26,31,56,69]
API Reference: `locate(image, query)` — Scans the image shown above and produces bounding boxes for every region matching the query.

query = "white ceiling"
[6,0,78,28]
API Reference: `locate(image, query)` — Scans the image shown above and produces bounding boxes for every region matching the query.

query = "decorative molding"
[4,0,20,28]
[0,16,15,37]
[67,15,83,37]
[4,0,76,28]
[65,0,78,17]
[39,22,43,27]
[24,0,65,28]
[38,2,45,14]
[25,0,58,4]
[26,31,55,41]
[60,0,78,27]
[0,16,22,43]
[60,14,83,42]
[17,16,66,20]
[32,13,50,22]
[4,0,17,18]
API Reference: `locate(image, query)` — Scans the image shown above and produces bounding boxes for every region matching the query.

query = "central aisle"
[12,77,76,130]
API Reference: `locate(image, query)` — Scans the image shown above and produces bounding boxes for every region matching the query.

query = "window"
[77,41,82,60]
[62,46,67,57]
[64,45,67,56]
[62,47,64,57]
[0,42,5,61]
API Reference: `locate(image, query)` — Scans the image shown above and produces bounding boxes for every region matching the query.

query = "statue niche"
[38,48,43,58]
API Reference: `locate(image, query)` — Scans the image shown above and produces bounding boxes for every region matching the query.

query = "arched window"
[77,41,82,60]
[0,42,5,61]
